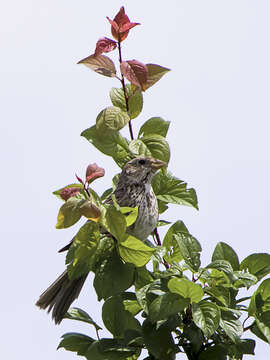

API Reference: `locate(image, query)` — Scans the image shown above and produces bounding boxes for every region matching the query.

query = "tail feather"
[36,270,87,324]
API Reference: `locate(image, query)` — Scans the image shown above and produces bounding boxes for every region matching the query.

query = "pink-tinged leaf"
[144,63,171,90]
[75,174,84,184]
[85,163,105,184]
[53,184,83,200]
[106,17,119,32]
[114,6,129,25]
[107,6,140,42]
[78,54,116,78]
[121,22,140,33]
[60,187,81,201]
[120,60,148,90]
[79,199,101,221]
[94,37,117,57]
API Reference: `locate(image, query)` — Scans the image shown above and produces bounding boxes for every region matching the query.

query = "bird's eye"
[138,159,146,165]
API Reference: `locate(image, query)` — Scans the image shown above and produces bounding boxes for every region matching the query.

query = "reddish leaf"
[60,187,81,201]
[120,60,148,90]
[78,54,116,78]
[121,22,139,33]
[85,163,105,184]
[106,6,140,42]
[94,37,117,57]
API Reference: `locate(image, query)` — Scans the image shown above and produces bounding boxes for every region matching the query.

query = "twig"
[154,228,169,269]
[154,228,162,246]
[95,328,100,340]
[243,316,253,332]
[117,39,134,140]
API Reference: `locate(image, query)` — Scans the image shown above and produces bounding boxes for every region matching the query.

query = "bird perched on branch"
[36,156,166,324]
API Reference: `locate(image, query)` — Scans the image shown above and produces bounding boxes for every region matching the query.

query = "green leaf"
[198,344,227,360]
[56,197,82,229]
[134,266,154,290]
[110,196,138,228]
[96,106,130,132]
[89,235,115,272]
[149,292,189,322]
[227,339,255,358]
[152,171,198,210]
[85,339,137,360]
[204,286,230,307]
[240,253,270,281]
[123,299,142,316]
[251,321,267,343]
[135,283,152,314]
[110,87,127,111]
[110,85,143,120]
[163,220,186,264]
[157,200,168,214]
[129,139,152,157]
[168,278,203,303]
[192,301,221,338]
[144,63,171,90]
[128,90,143,119]
[254,311,270,343]
[119,206,138,227]
[206,260,235,282]
[58,332,94,356]
[119,235,155,267]
[141,134,170,163]
[142,319,176,360]
[100,187,113,202]
[66,221,100,279]
[164,221,201,271]
[251,316,270,344]
[233,271,258,288]
[203,268,230,286]
[102,295,141,337]
[219,309,243,343]
[183,323,204,355]
[138,117,170,138]
[94,252,135,300]
[212,242,240,271]
[78,54,117,78]
[156,219,171,227]
[248,278,270,315]
[105,205,127,241]
[135,279,168,315]
[64,308,102,331]
[81,125,131,168]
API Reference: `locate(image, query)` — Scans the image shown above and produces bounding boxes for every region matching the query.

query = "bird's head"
[120,157,167,185]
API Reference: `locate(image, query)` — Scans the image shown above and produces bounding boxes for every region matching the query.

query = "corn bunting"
[36,157,166,323]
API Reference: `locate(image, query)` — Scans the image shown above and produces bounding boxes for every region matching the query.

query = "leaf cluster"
[59,228,270,360]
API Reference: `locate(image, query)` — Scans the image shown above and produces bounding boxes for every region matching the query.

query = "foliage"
[49,6,270,360]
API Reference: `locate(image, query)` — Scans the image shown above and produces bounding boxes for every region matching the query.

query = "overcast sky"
[1,1,270,359]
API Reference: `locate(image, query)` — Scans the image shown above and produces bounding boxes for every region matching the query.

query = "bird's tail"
[36,270,88,324]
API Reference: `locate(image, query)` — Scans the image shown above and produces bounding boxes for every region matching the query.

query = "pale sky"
[1,1,270,359]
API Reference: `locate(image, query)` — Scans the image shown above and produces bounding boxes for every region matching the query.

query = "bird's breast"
[126,187,158,241]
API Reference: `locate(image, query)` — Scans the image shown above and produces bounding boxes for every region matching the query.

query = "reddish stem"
[117,40,134,140]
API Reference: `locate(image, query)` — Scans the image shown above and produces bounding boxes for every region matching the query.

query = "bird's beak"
[150,158,167,171]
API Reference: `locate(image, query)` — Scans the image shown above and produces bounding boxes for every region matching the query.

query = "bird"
[36,156,166,324]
